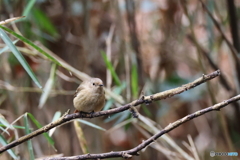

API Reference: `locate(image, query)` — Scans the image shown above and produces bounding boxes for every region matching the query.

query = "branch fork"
[2,70,239,160]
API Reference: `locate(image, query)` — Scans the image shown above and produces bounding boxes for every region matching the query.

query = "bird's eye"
[93,83,95,85]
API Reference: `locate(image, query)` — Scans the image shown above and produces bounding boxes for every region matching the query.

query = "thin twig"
[0,16,25,25]
[187,135,200,160]
[199,0,240,92]
[44,94,240,160]
[199,0,238,58]
[0,80,74,95]
[0,70,220,154]
[198,0,240,133]
[187,35,232,91]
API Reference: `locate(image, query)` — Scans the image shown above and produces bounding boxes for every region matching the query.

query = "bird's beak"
[99,84,104,87]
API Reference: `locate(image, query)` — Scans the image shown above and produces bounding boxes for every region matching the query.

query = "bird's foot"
[73,110,95,118]
[81,111,95,118]
[89,110,95,118]
[74,109,79,113]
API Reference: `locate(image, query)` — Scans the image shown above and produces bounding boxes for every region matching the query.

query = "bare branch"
[0,70,220,154]
[44,94,240,160]
[187,35,232,91]
[199,0,240,90]
[199,0,238,58]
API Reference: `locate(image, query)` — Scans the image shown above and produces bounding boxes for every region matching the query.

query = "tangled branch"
[0,70,221,155]
[44,93,240,160]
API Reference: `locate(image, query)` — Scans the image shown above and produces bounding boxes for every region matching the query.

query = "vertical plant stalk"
[199,0,240,133]
[199,0,240,92]
[74,121,89,154]
[24,114,35,160]
[125,0,144,86]
[180,0,216,105]
[226,0,240,53]
[187,35,232,91]
[106,25,115,89]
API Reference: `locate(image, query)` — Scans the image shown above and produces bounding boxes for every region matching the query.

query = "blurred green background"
[0,0,240,159]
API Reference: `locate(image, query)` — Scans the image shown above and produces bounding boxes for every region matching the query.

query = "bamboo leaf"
[74,120,88,154]
[0,116,13,130]
[104,82,126,110]
[142,105,152,117]
[27,113,55,146]
[0,26,61,66]
[101,51,121,86]
[0,135,17,159]
[23,0,37,17]
[0,40,18,55]
[49,111,61,136]
[32,8,59,37]
[104,112,123,123]
[24,113,35,160]
[0,28,42,88]
[131,56,138,98]
[77,119,106,131]
[39,63,57,108]
[115,111,130,125]
[0,124,25,129]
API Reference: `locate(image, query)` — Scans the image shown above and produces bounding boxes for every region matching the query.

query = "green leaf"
[24,113,35,160]
[0,126,5,132]
[104,112,123,123]
[101,51,121,86]
[142,105,152,117]
[49,111,61,136]
[39,63,57,108]
[131,61,138,98]
[0,124,25,129]
[0,117,13,130]
[32,8,59,38]
[0,127,10,135]
[77,119,106,131]
[0,94,7,106]
[27,113,55,146]
[51,111,61,122]
[115,111,130,125]
[0,135,18,159]
[0,39,18,55]
[23,0,37,17]
[0,26,61,66]
[0,28,42,88]
[104,111,130,125]
[104,82,126,110]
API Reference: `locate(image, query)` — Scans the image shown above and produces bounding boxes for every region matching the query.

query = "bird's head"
[88,78,104,93]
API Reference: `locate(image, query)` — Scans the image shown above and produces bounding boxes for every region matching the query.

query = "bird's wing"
[74,85,85,98]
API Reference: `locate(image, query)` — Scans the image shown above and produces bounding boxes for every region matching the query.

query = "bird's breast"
[73,89,105,112]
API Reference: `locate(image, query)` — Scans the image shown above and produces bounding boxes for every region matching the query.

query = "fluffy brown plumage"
[73,78,105,113]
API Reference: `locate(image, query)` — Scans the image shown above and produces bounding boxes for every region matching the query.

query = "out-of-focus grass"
[101,51,121,86]
[39,63,57,108]
[0,135,17,159]
[0,28,42,88]
[0,26,61,66]
[0,0,239,159]
[27,113,55,147]
[24,113,35,160]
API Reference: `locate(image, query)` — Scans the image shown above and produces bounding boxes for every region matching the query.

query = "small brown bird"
[73,78,105,113]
